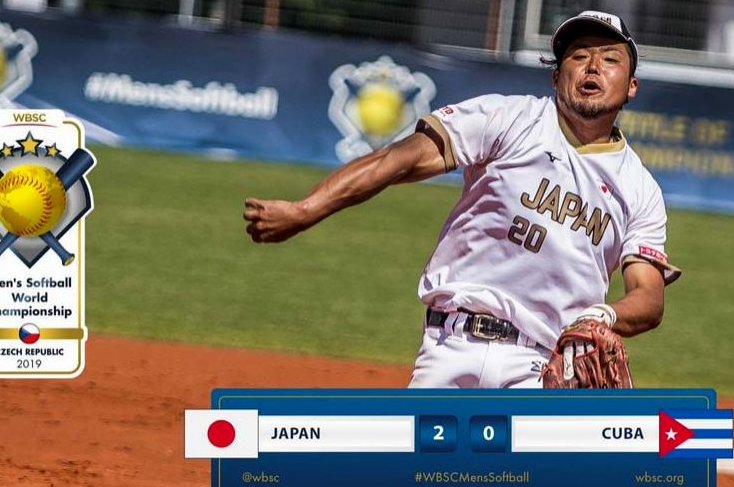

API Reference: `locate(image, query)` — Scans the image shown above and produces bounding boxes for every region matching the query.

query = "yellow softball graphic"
[0,165,66,237]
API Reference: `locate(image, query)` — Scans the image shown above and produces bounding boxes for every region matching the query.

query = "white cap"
[552,10,638,72]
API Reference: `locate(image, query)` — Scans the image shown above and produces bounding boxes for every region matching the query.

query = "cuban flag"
[184,409,259,459]
[659,409,733,458]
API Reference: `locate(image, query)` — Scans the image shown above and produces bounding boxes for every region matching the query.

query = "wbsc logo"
[0,111,94,379]
[0,22,37,106]
[328,56,436,163]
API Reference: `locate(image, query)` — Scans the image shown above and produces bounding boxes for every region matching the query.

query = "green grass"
[86,146,734,395]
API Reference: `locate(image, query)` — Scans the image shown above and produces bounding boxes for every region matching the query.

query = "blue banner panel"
[1,11,734,211]
[199,389,723,487]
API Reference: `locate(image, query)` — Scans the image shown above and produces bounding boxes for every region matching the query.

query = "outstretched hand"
[243,198,310,243]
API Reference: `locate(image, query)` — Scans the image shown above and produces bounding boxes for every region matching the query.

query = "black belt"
[426,308,520,341]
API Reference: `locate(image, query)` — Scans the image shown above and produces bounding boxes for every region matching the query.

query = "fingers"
[245,218,282,243]
[245,220,268,242]
[243,198,268,241]
[243,198,263,221]
[244,198,263,241]
[242,198,300,243]
[243,208,260,221]
[245,198,264,210]
[248,227,264,243]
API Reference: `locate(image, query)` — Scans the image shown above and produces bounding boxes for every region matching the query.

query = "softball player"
[244,11,681,388]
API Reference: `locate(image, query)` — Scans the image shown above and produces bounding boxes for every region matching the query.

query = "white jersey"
[417,94,680,350]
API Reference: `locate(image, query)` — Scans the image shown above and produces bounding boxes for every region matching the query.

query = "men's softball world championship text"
[0,109,95,379]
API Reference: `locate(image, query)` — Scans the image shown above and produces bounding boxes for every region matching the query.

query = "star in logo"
[45,143,60,158]
[16,131,42,156]
[0,143,14,158]
[665,428,678,441]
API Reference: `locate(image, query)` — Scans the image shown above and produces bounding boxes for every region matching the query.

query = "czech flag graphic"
[185,409,259,459]
[659,409,733,458]
[18,323,40,344]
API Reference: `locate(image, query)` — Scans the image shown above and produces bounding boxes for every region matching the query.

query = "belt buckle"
[469,314,502,340]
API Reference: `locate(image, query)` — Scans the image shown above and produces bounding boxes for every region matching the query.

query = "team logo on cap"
[595,14,614,26]
[328,56,436,162]
[552,10,637,73]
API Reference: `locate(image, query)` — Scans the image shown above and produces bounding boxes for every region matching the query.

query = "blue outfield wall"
[1,11,733,212]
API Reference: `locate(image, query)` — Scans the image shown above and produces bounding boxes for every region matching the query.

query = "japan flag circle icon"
[207,420,236,448]
[185,409,258,459]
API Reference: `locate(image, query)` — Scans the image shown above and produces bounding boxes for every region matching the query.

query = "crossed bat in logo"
[0,148,94,265]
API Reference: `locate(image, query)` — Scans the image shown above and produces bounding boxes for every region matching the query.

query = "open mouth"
[579,80,602,95]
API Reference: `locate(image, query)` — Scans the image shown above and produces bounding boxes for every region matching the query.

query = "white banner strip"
[512,416,658,453]
[680,419,733,429]
[259,416,414,453]
[679,439,733,449]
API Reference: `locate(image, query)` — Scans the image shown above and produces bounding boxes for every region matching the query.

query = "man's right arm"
[243,130,448,243]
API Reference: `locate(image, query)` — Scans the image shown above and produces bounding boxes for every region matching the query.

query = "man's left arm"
[547,261,668,388]
[609,262,665,337]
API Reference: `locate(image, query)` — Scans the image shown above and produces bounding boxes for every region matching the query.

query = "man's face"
[554,35,638,120]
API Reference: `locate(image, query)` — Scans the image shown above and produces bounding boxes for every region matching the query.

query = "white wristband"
[576,304,617,328]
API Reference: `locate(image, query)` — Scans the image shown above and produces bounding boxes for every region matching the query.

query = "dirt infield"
[0,336,731,487]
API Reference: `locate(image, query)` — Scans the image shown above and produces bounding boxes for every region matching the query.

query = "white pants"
[409,322,552,389]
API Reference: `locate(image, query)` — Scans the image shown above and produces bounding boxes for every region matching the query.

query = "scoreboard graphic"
[184,389,734,487]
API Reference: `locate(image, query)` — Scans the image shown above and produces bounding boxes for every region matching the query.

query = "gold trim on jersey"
[558,114,627,154]
[417,114,458,172]
[622,255,682,286]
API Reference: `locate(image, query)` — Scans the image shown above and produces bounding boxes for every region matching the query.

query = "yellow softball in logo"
[356,83,405,137]
[0,165,66,237]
